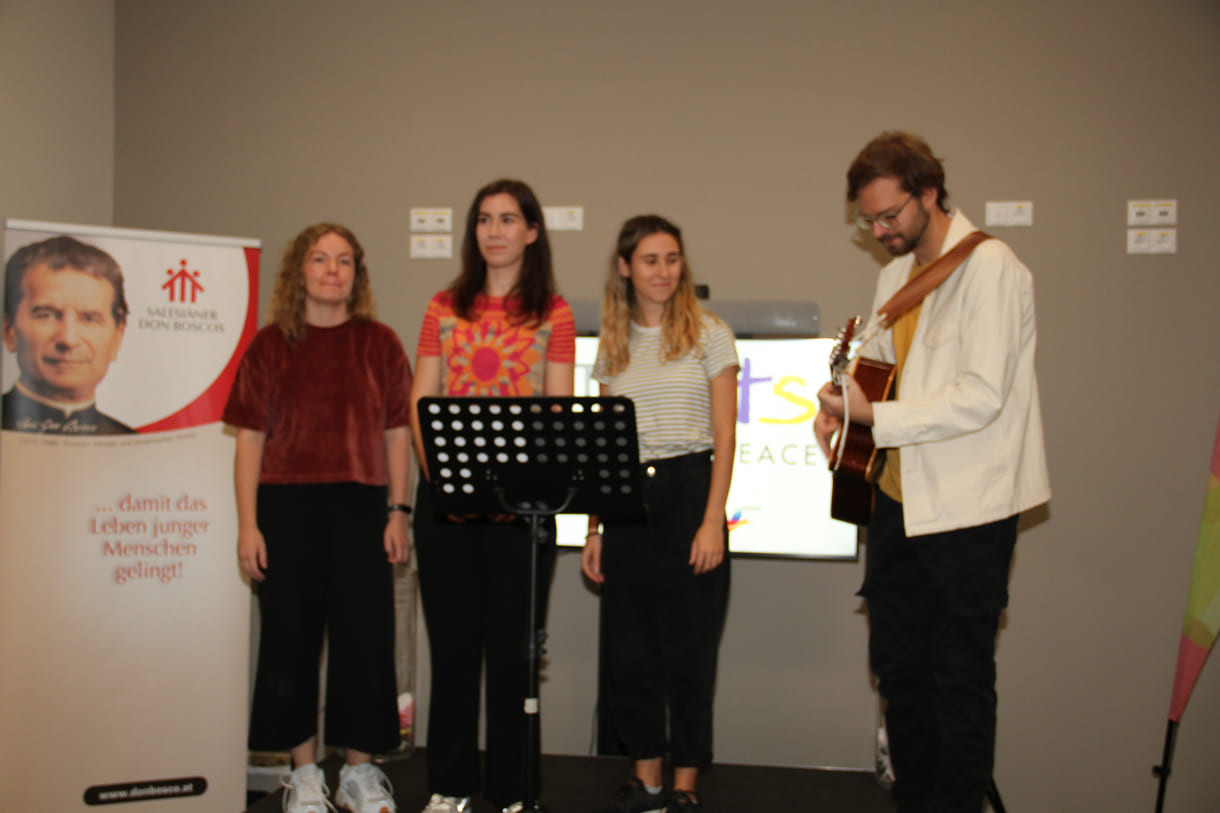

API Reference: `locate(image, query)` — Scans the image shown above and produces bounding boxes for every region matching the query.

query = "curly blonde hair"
[268,223,376,342]
[599,214,712,377]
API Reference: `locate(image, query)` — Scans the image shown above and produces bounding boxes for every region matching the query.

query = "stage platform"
[244,750,896,812]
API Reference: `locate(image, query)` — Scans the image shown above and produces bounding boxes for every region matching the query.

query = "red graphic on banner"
[138,247,260,432]
[162,260,205,303]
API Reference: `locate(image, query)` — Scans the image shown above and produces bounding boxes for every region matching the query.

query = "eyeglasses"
[854,195,913,231]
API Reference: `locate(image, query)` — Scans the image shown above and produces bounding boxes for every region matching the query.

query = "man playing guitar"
[813,132,1050,813]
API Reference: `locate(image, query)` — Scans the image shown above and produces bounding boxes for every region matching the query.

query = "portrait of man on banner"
[2,235,134,435]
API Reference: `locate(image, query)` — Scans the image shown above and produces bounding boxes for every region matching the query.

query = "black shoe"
[663,790,701,811]
[593,778,666,813]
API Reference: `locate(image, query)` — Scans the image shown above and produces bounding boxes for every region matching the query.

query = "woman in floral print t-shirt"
[410,179,574,813]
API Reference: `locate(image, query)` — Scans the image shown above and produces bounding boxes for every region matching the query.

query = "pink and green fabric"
[1169,413,1220,721]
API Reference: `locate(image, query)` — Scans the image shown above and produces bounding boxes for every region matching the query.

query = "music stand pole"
[491,487,578,813]
[522,508,546,812]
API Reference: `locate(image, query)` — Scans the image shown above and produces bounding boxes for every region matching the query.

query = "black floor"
[245,750,897,813]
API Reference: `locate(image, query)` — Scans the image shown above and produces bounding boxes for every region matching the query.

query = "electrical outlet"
[1148,228,1177,254]
[1127,229,1153,254]
[410,234,453,259]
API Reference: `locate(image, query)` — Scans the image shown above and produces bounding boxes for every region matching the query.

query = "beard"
[879,201,931,257]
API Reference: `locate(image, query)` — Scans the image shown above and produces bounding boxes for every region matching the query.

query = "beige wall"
[0,0,114,226]
[109,1,1220,811]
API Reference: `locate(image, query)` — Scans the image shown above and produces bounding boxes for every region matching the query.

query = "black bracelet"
[388,503,412,515]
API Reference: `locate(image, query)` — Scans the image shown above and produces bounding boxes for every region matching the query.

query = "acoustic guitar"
[826,317,896,526]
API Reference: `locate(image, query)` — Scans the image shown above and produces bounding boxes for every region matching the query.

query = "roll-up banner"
[0,219,259,810]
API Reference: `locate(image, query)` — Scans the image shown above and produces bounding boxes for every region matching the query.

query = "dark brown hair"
[846,131,950,212]
[5,235,128,325]
[451,178,554,326]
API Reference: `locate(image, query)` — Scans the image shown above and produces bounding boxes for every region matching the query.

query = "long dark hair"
[450,178,555,326]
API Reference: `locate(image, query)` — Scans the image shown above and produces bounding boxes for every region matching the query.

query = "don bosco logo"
[137,258,224,333]
[162,259,205,303]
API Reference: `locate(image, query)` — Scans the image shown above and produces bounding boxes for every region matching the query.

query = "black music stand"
[417,396,645,813]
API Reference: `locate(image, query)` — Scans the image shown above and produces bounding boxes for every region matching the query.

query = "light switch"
[409,208,453,233]
[984,201,1033,227]
[543,206,584,231]
[1127,200,1152,226]
[1149,200,1177,226]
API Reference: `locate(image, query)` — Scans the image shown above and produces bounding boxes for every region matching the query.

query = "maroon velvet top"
[223,318,412,485]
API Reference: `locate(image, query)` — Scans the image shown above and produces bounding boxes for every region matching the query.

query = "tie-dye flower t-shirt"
[416,292,575,396]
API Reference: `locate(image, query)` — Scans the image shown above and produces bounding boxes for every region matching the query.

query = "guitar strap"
[875,230,993,326]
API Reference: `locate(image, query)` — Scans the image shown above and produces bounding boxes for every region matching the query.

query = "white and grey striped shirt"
[594,313,738,462]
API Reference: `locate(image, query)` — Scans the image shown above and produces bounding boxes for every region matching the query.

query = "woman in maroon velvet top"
[224,223,412,813]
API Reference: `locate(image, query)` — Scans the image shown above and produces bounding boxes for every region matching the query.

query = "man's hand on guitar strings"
[813,405,841,459]
[817,375,875,427]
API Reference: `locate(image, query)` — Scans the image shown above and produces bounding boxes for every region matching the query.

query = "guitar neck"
[829,316,886,385]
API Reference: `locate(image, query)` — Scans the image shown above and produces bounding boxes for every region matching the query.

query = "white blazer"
[861,211,1051,536]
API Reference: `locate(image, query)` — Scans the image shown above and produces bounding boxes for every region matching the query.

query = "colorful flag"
[1169,413,1220,721]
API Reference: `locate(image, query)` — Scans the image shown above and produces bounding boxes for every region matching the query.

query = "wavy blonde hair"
[268,223,376,342]
[599,214,712,377]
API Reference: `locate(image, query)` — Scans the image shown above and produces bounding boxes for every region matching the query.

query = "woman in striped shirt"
[582,214,739,813]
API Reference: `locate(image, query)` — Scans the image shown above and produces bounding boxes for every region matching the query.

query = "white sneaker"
[502,803,525,813]
[336,763,396,813]
[281,764,337,813]
[875,725,895,789]
[421,794,470,813]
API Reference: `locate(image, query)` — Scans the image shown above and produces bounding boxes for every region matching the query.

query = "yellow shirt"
[876,262,924,503]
